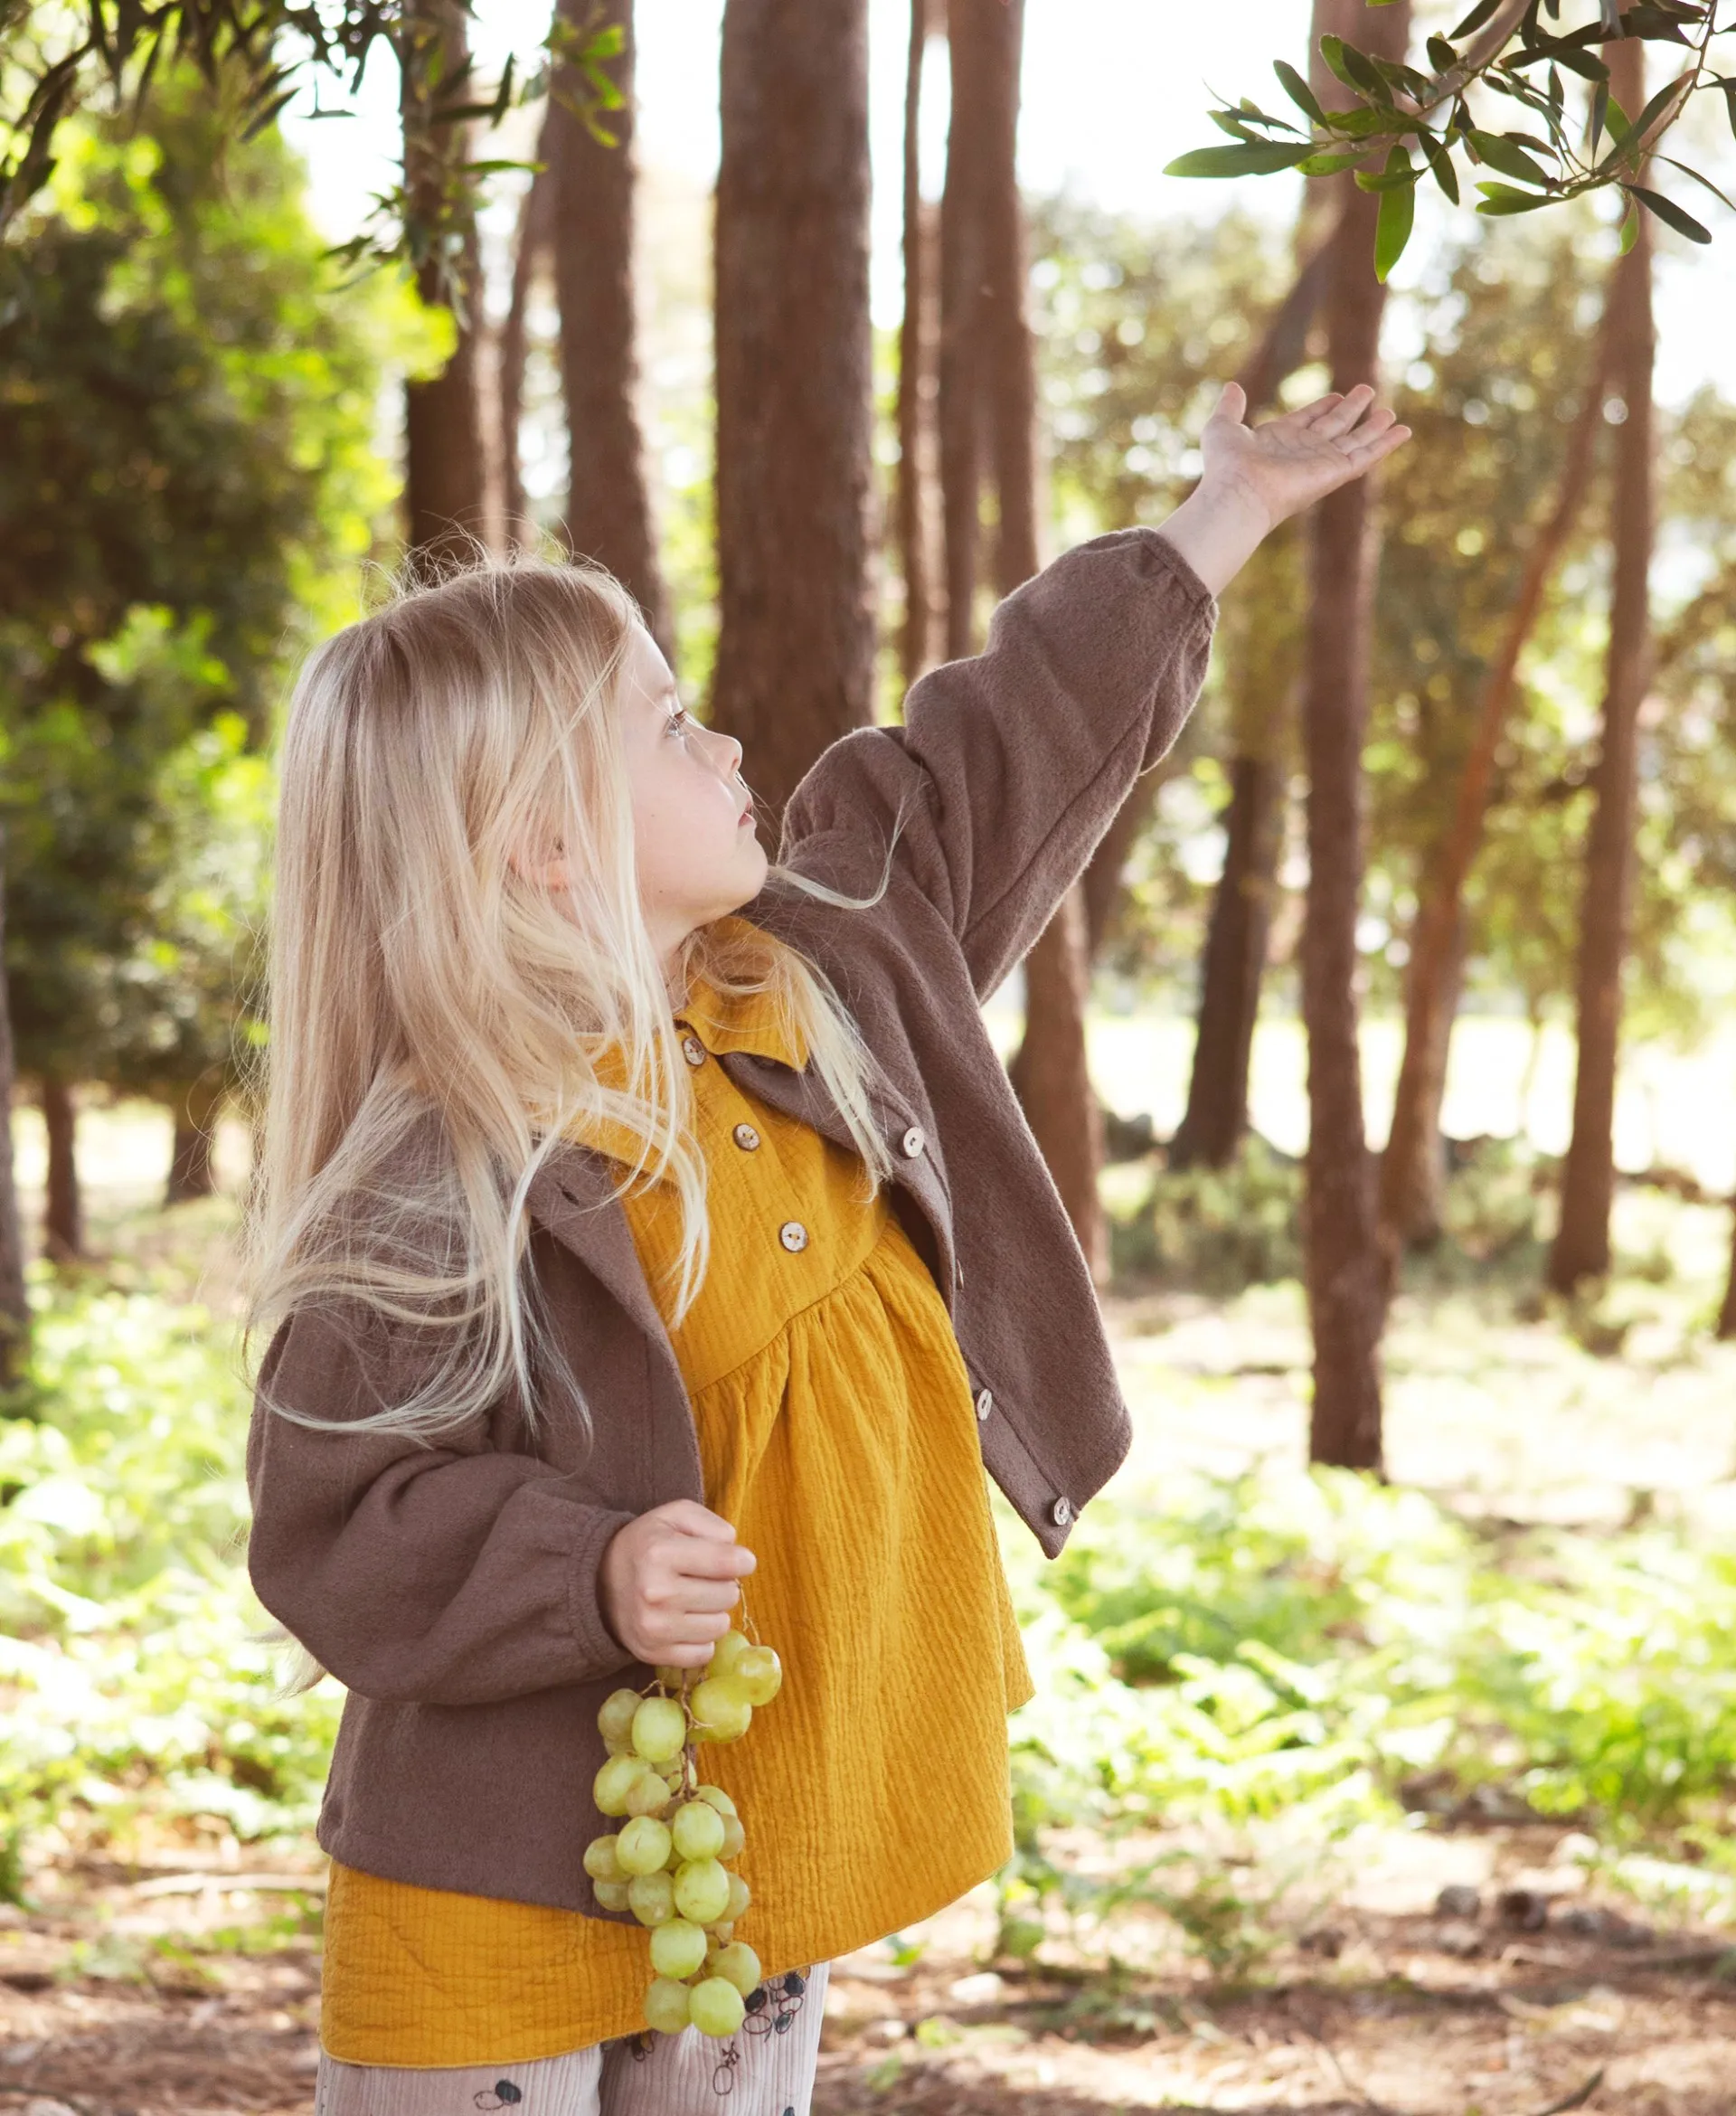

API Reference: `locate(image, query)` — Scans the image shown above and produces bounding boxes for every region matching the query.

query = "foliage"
[0,1271,340,1899]
[1112,1138,1305,1294]
[1166,4,1735,275]
[0,87,407,1102]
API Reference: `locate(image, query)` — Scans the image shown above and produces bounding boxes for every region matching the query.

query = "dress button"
[975,1387,993,1422]
[901,1125,926,1158]
[1051,1497,1074,1528]
[680,1034,705,1068]
[732,1122,761,1152]
[778,1221,809,1253]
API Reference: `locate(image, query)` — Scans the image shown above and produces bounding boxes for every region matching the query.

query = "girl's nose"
[706,724,745,777]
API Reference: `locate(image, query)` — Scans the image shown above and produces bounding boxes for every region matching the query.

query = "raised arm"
[778,383,1408,999]
[245,1302,639,1705]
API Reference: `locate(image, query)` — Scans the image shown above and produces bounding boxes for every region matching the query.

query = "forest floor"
[6,1101,1736,2114]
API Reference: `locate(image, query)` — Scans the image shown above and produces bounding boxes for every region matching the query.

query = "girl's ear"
[507,838,571,893]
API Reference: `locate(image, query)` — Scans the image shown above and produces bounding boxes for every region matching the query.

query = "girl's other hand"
[1158,380,1411,599]
[599,1498,757,1667]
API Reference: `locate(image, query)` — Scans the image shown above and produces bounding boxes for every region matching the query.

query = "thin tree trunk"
[897,0,939,685]
[41,1072,80,1262]
[166,1073,223,1205]
[945,0,1104,1280]
[1718,1202,1736,1340]
[401,0,490,562]
[712,0,874,828]
[1549,37,1655,1297]
[1301,0,1411,1473]
[0,851,28,1382]
[1380,308,1614,1262]
[1170,753,1286,1170]
[938,0,986,665]
[550,0,672,659]
[499,135,553,550]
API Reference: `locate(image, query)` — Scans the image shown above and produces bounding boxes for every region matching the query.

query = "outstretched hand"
[1202,380,1410,535]
[1156,378,1411,600]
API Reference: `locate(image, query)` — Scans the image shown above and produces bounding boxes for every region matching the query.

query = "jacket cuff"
[1136,525,1221,627]
[563,1502,643,1677]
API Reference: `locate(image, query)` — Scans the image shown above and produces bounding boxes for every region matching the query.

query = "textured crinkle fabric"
[319,976,1031,2066]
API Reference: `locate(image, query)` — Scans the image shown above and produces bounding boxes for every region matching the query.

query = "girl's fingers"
[1313,383,1377,439]
[1212,379,1249,425]
[1345,421,1412,468]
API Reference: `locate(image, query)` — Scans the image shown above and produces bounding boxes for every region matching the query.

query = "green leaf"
[1450,0,1503,34]
[1373,149,1417,281]
[1273,59,1327,126]
[1658,153,1736,213]
[1419,128,1461,203]
[1467,128,1554,185]
[1354,157,1420,193]
[1630,182,1712,242]
[1426,35,1459,71]
[1322,107,1391,137]
[1297,150,1372,176]
[1163,142,1319,179]
[1618,195,1641,253]
[1474,181,1552,214]
[1627,74,1693,153]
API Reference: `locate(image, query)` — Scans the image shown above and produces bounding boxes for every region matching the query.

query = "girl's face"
[618,623,768,967]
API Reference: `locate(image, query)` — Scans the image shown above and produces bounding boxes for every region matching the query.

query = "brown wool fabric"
[245,527,1216,1924]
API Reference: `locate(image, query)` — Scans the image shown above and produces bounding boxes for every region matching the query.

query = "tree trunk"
[1300,0,1411,1473]
[166,1072,223,1205]
[40,1072,80,1262]
[1718,1201,1736,1342]
[943,0,1105,1280]
[499,135,553,550]
[712,0,874,829]
[1170,753,1285,1170]
[401,0,490,562]
[1167,14,1344,1169]
[1008,889,1106,1279]
[1548,42,1655,1297]
[937,0,986,664]
[897,0,940,685]
[550,0,672,659]
[1380,306,1613,1262]
[0,853,28,1382]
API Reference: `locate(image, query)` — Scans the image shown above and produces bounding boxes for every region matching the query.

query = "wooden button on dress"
[733,1122,761,1151]
[778,1221,809,1253]
[681,1034,706,1068]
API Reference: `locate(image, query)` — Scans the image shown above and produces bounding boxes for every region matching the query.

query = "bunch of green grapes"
[583,1620,784,2039]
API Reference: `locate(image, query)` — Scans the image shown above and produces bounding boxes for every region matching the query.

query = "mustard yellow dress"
[319,972,1034,2064]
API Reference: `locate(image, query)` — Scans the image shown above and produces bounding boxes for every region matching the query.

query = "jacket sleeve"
[778,527,1216,999]
[244,1302,640,1706]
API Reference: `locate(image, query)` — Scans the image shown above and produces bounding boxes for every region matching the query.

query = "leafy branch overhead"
[0,0,627,275]
[1165,2,1734,280]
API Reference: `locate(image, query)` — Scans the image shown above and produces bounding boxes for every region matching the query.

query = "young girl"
[245,380,1406,2116]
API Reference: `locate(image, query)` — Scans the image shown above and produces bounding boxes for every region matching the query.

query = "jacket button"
[680,1034,705,1068]
[901,1125,926,1158]
[778,1221,809,1253]
[1051,1496,1073,1527]
[732,1122,760,1151]
[975,1387,993,1422]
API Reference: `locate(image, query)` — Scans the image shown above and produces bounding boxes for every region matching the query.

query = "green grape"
[627,1871,676,1927]
[671,1800,726,1862]
[689,1675,752,1744]
[582,1835,624,1884]
[623,1770,673,1819]
[603,1736,633,1760]
[663,1836,685,1873]
[693,1784,738,1820]
[725,1872,750,1922]
[733,1646,783,1705]
[598,1687,644,1746]
[689,1976,747,2039]
[705,1920,734,1946]
[672,1856,731,1925]
[712,1941,762,1997]
[655,1663,692,1689]
[706,1629,753,1680]
[617,1816,674,1876]
[648,1917,708,1980]
[594,1753,650,1817]
[716,1815,746,1860]
[643,1976,692,2036]
[592,1879,631,1912]
[631,1696,687,1764]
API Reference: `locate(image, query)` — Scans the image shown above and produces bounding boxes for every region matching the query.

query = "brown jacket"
[245,527,1216,1918]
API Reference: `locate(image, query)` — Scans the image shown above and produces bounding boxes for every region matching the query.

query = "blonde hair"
[245,557,895,1457]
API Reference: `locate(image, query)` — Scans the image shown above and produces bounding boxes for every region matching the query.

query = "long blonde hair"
[246,557,894,1451]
